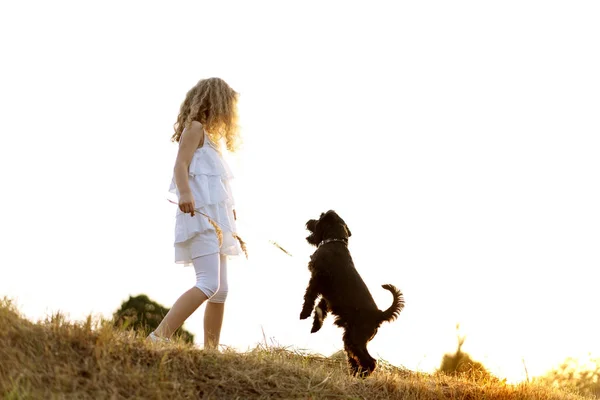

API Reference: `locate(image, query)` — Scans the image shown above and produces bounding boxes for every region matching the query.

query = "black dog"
[299,210,405,377]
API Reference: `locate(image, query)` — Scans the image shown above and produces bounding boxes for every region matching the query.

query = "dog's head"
[305,210,352,246]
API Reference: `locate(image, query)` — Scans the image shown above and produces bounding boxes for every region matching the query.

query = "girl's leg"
[204,303,224,349]
[153,287,208,338]
[204,254,228,349]
[153,253,220,338]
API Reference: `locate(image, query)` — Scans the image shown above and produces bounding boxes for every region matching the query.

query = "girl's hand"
[179,192,195,216]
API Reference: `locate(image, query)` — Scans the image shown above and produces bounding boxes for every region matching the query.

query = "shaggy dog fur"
[299,210,405,377]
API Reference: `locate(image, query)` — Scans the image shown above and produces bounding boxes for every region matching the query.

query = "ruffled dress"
[169,134,242,265]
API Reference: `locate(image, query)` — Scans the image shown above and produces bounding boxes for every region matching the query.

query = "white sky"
[1,0,599,383]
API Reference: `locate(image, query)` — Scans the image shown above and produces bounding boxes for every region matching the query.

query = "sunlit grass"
[0,298,591,399]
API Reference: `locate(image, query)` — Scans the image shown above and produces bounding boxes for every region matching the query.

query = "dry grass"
[0,298,589,400]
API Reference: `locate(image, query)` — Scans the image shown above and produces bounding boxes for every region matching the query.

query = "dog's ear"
[345,225,352,238]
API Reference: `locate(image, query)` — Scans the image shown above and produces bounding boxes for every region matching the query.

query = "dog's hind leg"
[343,344,361,376]
[299,277,321,320]
[354,346,377,377]
[343,328,377,377]
[311,297,329,333]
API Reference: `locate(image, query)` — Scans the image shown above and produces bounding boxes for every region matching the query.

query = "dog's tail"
[379,284,405,323]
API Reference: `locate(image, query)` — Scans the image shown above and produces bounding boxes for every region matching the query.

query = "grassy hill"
[0,299,588,399]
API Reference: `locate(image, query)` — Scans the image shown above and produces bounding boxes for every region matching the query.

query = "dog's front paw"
[310,321,323,333]
[299,309,311,320]
[310,306,324,332]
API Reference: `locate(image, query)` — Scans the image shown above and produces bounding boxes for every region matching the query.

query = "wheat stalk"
[233,233,249,259]
[168,199,294,259]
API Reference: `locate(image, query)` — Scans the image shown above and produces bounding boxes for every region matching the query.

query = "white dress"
[169,134,242,265]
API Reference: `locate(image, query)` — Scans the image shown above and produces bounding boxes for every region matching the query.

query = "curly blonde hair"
[171,77,240,152]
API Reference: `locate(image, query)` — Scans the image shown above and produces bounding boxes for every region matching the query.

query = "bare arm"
[174,121,204,215]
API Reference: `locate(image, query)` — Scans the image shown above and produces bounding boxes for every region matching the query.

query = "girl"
[149,77,243,349]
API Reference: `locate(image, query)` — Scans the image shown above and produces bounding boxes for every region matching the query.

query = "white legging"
[193,253,228,303]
